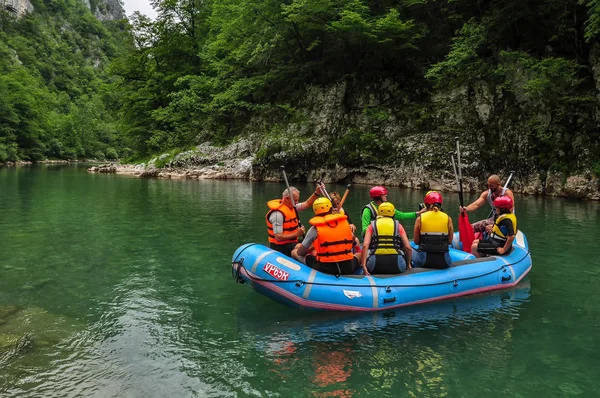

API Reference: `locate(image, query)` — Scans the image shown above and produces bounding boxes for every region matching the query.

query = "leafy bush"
[105,147,119,160]
[330,128,393,167]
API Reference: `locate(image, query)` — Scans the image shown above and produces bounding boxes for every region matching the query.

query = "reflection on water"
[1,165,600,396]
[247,285,529,397]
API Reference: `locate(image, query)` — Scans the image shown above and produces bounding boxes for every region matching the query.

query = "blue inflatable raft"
[231,231,532,312]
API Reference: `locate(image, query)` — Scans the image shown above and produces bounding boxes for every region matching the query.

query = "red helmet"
[424,191,443,205]
[369,186,388,199]
[493,196,513,209]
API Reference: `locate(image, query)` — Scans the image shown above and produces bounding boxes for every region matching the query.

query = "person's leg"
[366,254,377,273]
[444,252,453,268]
[412,249,426,268]
[291,248,307,264]
[476,240,499,257]
[471,239,480,258]
[396,254,407,273]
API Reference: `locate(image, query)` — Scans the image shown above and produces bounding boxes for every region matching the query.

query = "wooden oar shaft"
[338,184,351,210]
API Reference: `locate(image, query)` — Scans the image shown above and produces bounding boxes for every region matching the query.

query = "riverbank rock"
[87,163,117,173]
[86,140,600,200]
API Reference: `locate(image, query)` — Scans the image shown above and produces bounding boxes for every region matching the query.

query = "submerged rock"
[0,333,33,366]
[0,305,21,326]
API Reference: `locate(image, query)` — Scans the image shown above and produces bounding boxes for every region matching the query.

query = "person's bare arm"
[296,244,309,256]
[274,227,305,242]
[360,229,372,276]
[413,217,421,245]
[296,185,322,211]
[401,233,412,269]
[462,191,488,212]
[447,217,454,244]
[497,235,514,255]
[506,189,515,212]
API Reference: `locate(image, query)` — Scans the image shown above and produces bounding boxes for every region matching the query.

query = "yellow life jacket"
[309,214,354,263]
[266,199,299,245]
[369,217,404,255]
[491,213,517,241]
[419,209,450,253]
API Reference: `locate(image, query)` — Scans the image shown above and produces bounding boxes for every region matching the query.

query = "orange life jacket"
[309,213,354,263]
[266,199,299,245]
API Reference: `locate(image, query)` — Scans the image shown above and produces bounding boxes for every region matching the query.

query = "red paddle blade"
[459,212,475,253]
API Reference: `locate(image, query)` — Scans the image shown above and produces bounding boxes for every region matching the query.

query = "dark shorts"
[306,256,358,275]
[270,242,297,257]
[413,251,452,269]
[477,239,503,256]
[367,254,407,274]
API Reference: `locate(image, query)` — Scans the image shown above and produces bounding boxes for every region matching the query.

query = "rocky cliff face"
[90,0,124,21]
[1,0,124,20]
[90,47,600,201]
[2,0,33,16]
[89,133,600,200]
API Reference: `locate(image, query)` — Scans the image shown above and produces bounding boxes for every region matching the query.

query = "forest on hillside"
[2,0,600,176]
[0,0,131,162]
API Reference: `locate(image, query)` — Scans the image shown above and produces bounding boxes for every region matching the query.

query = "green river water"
[1,164,599,397]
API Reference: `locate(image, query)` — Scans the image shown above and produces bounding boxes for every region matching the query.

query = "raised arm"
[394,209,417,220]
[360,227,373,276]
[462,191,488,213]
[296,185,322,211]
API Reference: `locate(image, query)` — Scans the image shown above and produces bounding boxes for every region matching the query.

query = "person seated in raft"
[460,174,515,234]
[412,191,454,269]
[471,196,517,258]
[360,202,412,276]
[330,191,361,253]
[291,198,359,276]
[361,186,426,238]
[266,185,322,257]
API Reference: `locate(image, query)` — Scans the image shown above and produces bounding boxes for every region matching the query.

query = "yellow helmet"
[378,202,395,217]
[313,197,332,215]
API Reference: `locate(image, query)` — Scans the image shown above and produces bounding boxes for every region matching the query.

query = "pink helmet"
[369,186,388,199]
[424,191,443,206]
[493,196,513,209]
